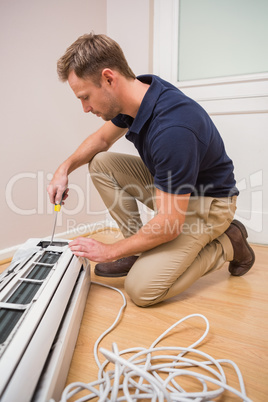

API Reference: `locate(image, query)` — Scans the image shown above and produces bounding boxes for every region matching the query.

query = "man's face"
[68,70,122,121]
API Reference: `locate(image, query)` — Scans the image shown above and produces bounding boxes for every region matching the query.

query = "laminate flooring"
[1,229,267,401]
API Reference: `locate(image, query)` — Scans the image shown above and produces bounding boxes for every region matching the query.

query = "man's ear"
[102,68,116,86]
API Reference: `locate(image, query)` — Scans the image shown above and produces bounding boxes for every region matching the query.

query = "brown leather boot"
[225,220,255,276]
[94,255,139,277]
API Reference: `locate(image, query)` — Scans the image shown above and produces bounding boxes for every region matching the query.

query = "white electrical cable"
[59,282,252,402]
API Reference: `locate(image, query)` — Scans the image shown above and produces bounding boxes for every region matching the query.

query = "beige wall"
[1,0,153,256]
[1,0,107,252]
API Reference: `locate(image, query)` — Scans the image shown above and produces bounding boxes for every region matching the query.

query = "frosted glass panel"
[178,0,268,81]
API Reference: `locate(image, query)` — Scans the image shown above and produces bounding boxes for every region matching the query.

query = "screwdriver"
[49,191,66,246]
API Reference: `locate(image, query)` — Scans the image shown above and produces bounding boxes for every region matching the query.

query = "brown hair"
[57,33,136,83]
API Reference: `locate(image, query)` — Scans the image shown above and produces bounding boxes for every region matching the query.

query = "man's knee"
[88,151,108,174]
[125,278,148,307]
[125,274,161,308]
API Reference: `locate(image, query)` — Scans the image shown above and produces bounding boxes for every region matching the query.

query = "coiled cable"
[59,282,252,402]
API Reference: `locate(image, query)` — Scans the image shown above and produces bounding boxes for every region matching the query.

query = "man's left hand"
[69,237,114,262]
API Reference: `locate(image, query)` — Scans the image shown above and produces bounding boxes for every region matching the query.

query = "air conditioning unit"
[0,238,91,402]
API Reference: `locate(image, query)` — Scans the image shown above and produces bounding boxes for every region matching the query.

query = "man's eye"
[84,96,89,101]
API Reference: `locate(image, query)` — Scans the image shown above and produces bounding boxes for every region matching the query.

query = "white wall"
[1,0,107,253]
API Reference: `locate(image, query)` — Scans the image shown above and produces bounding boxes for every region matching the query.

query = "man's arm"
[69,189,190,261]
[47,121,127,204]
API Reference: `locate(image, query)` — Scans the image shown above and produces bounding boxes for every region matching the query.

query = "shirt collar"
[129,74,163,134]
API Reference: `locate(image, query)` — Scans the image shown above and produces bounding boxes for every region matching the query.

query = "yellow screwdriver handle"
[54,190,66,212]
[54,204,61,212]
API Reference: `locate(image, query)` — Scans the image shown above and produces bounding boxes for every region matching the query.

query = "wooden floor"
[1,230,267,401]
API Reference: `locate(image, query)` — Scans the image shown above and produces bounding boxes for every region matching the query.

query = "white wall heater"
[0,238,91,402]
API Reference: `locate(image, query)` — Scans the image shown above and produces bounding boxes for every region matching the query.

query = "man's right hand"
[47,170,69,206]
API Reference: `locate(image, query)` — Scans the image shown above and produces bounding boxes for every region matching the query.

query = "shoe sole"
[229,220,255,276]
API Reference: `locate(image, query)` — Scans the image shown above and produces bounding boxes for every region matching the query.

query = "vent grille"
[0,251,62,345]
[0,309,24,344]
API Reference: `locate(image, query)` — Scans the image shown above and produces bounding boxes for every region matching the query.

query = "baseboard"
[0,220,119,263]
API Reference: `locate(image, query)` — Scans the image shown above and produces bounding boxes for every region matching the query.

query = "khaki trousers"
[89,152,237,307]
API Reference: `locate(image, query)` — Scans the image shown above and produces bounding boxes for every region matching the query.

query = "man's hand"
[69,237,115,262]
[47,169,69,205]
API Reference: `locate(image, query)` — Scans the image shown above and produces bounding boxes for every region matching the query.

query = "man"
[47,33,255,307]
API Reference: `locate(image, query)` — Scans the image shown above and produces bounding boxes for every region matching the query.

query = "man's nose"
[82,101,92,113]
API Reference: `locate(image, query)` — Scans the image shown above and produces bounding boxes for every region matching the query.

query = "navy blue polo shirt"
[112,74,238,197]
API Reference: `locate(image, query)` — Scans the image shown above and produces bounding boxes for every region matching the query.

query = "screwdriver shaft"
[49,212,58,246]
